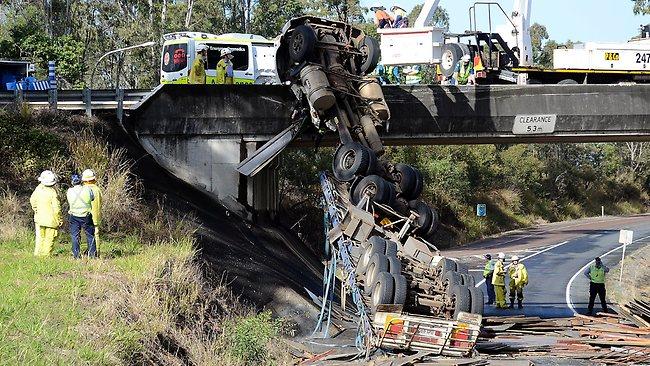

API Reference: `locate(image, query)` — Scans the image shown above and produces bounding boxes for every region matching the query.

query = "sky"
[361,0,650,43]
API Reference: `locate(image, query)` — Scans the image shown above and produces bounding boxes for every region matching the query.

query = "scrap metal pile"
[479,313,650,364]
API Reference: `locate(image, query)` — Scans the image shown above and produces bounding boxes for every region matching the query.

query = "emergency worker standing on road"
[30,170,61,256]
[492,252,508,309]
[508,255,529,309]
[483,254,496,305]
[67,174,96,259]
[216,48,234,84]
[584,257,609,315]
[82,169,102,256]
[189,44,207,84]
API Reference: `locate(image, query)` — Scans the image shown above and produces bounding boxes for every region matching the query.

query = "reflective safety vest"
[188,57,206,84]
[483,259,494,277]
[589,264,606,284]
[84,183,102,225]
[456,62,473,85]
[216,59,233,84]
[492,260,505,286]
[66,185,94,217]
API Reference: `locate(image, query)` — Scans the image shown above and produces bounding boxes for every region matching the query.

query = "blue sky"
[361,0,650,43]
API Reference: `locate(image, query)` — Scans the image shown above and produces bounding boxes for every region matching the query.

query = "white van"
[160,32,279,84]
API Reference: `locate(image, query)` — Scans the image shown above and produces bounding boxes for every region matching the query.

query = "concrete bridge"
[127,84,650,215]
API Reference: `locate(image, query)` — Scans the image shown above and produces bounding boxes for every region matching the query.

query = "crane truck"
[379,0,650,84]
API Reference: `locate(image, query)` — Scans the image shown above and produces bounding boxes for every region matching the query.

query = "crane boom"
[511,0,533,66]
[414,0,441,28]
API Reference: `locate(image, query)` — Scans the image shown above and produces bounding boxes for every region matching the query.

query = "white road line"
[564,234,650,315]
[474,240,570,288]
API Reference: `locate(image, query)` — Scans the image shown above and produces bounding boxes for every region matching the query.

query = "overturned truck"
[239,16,483,353]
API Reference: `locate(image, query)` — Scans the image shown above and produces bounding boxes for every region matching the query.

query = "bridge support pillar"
[138,136,279,218]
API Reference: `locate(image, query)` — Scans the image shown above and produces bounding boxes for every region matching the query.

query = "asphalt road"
[442,215,650,318]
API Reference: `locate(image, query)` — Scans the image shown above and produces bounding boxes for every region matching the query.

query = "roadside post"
[618,230,633,284]
[48,61,57,110]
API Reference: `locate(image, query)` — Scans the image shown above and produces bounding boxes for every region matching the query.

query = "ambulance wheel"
[558,79,578,84]
[289,25,316,63]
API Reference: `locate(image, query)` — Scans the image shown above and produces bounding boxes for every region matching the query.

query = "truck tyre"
[438,258,457,274]
[333,143,371,182]
[408,200,433,235]
[359,236,386,272]
[385,240,398,258]
[469,287,485,315]
[358,36,381,75]
[460,273,475,287]
[360,115,384,156]
[558,78,578,84]
[388,255,401,275]
[422,207,440,238]
[452,285,471,319]
[365,253,389,294]
[394,163,423,200]
[457,263,469,275]
[289,25,316,63]
[444,270,461,296]
[393,274,408,305]
[440,43,463,77]
[372,271,395,311]
[393,197,410,216]
[352,175,395,205]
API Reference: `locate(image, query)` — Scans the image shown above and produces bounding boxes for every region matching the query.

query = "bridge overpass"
[125,84,650,214]
[3,84,649,214]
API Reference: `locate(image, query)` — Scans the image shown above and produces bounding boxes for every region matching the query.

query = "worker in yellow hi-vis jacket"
[508,255,529,309]
[492,252,508,309]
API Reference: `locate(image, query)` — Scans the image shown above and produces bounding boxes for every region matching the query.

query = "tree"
[529,23,548,66]
[251,0,303,38]
[633,0,650,14]
[407,4,449,30]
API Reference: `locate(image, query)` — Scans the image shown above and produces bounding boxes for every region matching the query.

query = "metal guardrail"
[0,88,152,112]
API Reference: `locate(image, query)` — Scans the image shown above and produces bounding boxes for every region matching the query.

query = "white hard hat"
[220,48,232,57]
[391,5,404,11]
[511,255,520,261]
[38,170,57,186]
[196,44,208,53]
[461,54,471,62]
[81,169,96,182]
[497,252,505,260]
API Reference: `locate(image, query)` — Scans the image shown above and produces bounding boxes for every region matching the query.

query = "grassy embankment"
[0,106,289,365]
[606,244,650,311]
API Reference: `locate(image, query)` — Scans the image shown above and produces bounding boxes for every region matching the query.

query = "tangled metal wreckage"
[238,16,484,358]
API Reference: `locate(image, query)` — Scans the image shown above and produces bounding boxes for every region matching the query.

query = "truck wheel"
[440,43,463,77]
[460,273,475,287]
[452,285,471,319]
[408,200,433,234]
[385,240,398,258]
[422,207,440,238]
[360,115,384,156]
[393,274,408,305]
[352,175,395,205]
[558,79,578,84]
[444,270,461,296]
[365,253,389,294]
[392,197,410,216]
[457,263,469,275]
[437,258,457,274]
[388,255,401,275]
[372,271,395,311]
[333,143,371,182]
[289,25,316,63]
[359,236,386,272]
[469,287,485,315]
[394,163,423,200]
[358,36,381,75]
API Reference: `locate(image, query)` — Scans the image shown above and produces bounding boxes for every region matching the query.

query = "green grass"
[0,232,191,365]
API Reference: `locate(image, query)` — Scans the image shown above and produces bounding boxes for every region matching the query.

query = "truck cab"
[160,32,279,84]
